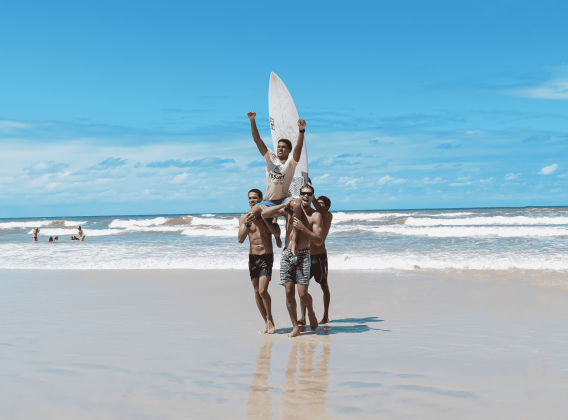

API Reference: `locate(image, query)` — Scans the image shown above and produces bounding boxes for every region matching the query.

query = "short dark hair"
[248,188,263,200]
[317,195,331,209]
[278,139,292,150]
[300,184,314,193]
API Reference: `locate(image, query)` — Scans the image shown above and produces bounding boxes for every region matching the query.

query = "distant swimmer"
[246,111,307,255]
[299,195,333,325]
[49,236,54,242]
[238,189,281,334]
[263,184,324,337]
[77,226,86,242]
[32,228,40,242]
[54,236,59,241]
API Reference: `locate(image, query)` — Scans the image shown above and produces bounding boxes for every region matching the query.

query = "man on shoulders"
[263,184,323,337]
[246,111,307,255]
[238,188,281,334]
[299,195,333,325]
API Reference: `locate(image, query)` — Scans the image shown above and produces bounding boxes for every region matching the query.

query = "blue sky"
[1,0,567,217]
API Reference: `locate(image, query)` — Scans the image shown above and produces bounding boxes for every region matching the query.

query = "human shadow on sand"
[274,317,389,336]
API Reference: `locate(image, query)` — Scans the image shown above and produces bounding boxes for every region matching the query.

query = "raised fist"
[298,118,306,130]
[247,111,256,120]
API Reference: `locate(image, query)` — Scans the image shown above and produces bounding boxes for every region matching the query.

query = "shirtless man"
[246,111,307,255]
[263,184,324,337]
[299,195,333,325]
[238,188,282,334]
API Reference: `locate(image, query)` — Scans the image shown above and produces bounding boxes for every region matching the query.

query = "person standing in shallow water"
[298,195,333,325]
[238,188,282,334]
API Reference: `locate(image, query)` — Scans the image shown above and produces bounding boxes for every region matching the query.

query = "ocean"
[1,207,568,271]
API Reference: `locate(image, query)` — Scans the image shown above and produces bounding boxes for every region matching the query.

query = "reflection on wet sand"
[247,336,331,419]
[247,339,274,419]
[279,339,331,419]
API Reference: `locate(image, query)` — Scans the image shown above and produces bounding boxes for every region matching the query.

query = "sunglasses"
[300,191,313,197]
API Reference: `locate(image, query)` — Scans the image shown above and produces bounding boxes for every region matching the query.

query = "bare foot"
[259,322,269,334]
[319,316,329,324]
[275,237,282,248]
[297,318,306,325]
[308,312,319,332]
[287,326,301,338]
[267,319,275,334]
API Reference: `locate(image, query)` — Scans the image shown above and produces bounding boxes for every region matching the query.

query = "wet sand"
[1,269,567,419]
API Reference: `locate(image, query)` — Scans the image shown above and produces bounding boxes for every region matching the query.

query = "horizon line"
[1,204,567,221]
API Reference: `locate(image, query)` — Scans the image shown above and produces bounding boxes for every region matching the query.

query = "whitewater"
[1,207,567,271]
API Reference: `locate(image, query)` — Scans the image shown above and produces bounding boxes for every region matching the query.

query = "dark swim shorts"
[310,253,328,285]
[248,253,274,280]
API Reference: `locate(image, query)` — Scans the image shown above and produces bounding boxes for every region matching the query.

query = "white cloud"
[313,174,330,183]
[504,172,520,180]
[550,188,561,193]
[421,177,445,184]
[456,176,471,181]
[539,163,558,175]
[514,80,568,100]
[0,120,31,131]
[449,181,473,187]
[173,172,190,183]
[479,177,493,183]
[377,175,406,185]
[339,176,357,186]
[557,174,568,178]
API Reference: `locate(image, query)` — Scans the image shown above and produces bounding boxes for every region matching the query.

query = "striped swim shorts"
[279,248,311,286]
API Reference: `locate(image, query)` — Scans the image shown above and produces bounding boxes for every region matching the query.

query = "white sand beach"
[1,269,567,419]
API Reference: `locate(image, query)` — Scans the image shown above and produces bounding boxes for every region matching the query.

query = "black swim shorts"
[249,253,274,280]
[310,253,328,285]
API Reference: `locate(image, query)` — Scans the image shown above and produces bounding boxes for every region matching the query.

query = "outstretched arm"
[292,118,306,162]
[293,212,324,246]
[247,111,268,157]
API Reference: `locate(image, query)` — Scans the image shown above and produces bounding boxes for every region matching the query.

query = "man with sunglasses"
[246,111,307,255]
[298,195,333,325]
[238,188,281,334]
[262,184,324,337]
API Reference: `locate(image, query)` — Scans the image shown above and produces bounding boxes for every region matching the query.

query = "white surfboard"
[268,72,309,198]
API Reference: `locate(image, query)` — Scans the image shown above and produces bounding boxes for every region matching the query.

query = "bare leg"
[284,282,301,337]
[297,284,318,332]
[251,204,282,243]
[298,298,307,325]
[252,278,268,333]
[320,282,330,324]
[258,276,275,334]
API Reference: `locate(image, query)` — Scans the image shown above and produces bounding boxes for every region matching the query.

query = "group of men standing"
[238,112,333,338]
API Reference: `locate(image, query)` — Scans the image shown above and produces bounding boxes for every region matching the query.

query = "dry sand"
[1,269,567,419]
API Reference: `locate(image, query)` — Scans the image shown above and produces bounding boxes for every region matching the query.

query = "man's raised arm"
[292,118,307,162]
[248,111,268,157]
